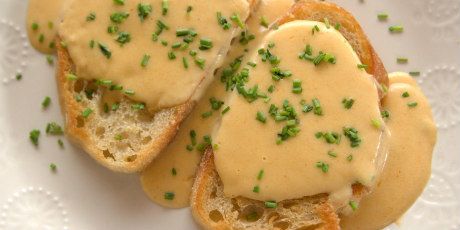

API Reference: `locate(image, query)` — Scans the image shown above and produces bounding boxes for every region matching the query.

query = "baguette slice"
[55,0,258,173]
[191,0,388,229]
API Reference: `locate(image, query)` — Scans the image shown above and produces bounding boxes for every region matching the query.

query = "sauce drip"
[340,72,437,229]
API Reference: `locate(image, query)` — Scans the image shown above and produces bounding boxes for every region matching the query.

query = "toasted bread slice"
[191,148,341,230]
[56,42,195,173]
[191,0,388,229]
[56,0,258,173]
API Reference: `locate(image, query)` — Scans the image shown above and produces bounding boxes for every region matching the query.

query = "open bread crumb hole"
[141,136,152,145]
[267,212,282,224]
[73,79,84,92]
[95,127,105,137]
[76,116,85,128]
[273,221,290,230]
[239,205,264,222]
[102,150,115,160]
[126,155,137,162]
[209,210,224,223]
[282,200,298,209]
[295,224,323,230]
[210,187,218,199]
[231,198,240,212]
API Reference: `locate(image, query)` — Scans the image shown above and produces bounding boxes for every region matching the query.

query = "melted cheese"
[59,0,249,111]
[26,0,68,54]
[140,0,295,208]
[213,21,386,202]
[340,72,437,230]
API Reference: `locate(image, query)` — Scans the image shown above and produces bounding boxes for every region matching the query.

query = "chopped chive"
[114,134,123,141]
[334,23,341,30]
[124,89,135,95]
[49,41,56,49]
[199,38,213,50]
[171,167,177,176]
[46,122,63,135]
[187,6,193,13]
[137,3,152,21]
[343,127,361,147]
[222,106,230,115]
[407,102,418,108]
[256,111,267,123]
[253,185,260,193]
[347,154,353,162]
[292,79,302,94]
[31,22,39,30]
[371,119,382,129]
[164,192,175,200]
[182,57,189,69]
[230,13,245,29]
[110,12,130,24]
[402,91,410,98]
[381,110,390,119]
[316,161,329,173]
[58,139,64,148]
[247,61,257,68]
[389,25,404,33]
[217,12,231,30]
[342,98,355,109]
[112,103,120,111]
[141,54,151,67]
[132,103,145,110]
[377,13,388,21]
[328,151,337,158]
[89,40,95,48]
[260,16,269,28]
[48,21,54,29]
[409,71,420,77]
[312,25,320,34]
[201,111,213,118]
[186,145,193,151]
[98,43,112,59]
[312,98,323,116]
[113,0,124,5]
[29,129,40,146]
[42,96,51,109]
[257,170,264,180]
[96,79,112,86]
[46,55,54,65]
[86,12,96,21]
[264,201,277,208]
[38,34,45,43]
[49,163,57,172]
[397,57,408,64]
[357,64,368,69]
[108,25,119,34]
[16,73,22,81]
[324,18,330,29]
[176,28,191,36]
[190,130,197,146]
[82,108,93,118]
[349,201,358,211]
[115,31,131,45]
[162,0,169,16]
[168,51,176,60]
[268,85,275,93]
[195,58,205,69]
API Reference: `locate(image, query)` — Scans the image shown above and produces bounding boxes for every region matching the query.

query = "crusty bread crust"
[56,40,195,173]
[191,0,389,229]
[191,148,340,230]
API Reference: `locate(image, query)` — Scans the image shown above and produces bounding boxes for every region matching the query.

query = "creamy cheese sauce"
[340,72,437,230]
[213,21,386,202]
[140,0,295,208]
[59,0,249,112]
[26,0,68,54]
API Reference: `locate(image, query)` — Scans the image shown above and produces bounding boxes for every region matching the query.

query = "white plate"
[0,0,459,229]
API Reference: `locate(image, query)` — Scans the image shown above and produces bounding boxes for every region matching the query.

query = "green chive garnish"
[389,25,404,33]
[82,108,93,118]
[377,13,388,21]
[162,0,169,16]
[407,102,418,108]
[402,91,410,98]
[164,192,175,200]
[256,111,267,123]
[137,3,152,21]
[42,96,51,109]
[141,54,151,67]
[264,201,277,208]
[397,57,408,64]
[29,129,40,146]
